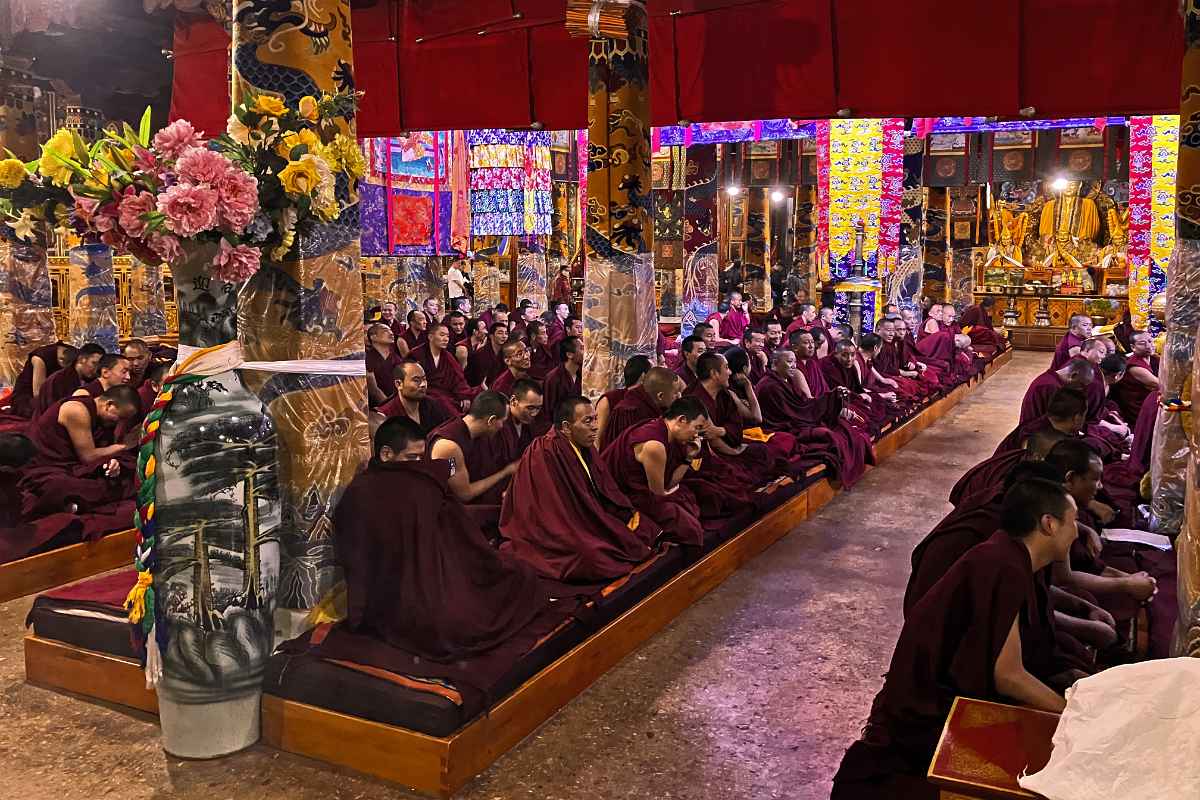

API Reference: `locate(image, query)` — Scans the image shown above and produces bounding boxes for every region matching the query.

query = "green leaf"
[288,145,308,160]
[70,131,89,163]
[138,107,152,147]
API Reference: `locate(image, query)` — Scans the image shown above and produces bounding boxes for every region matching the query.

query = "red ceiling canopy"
[171,0,1184,137]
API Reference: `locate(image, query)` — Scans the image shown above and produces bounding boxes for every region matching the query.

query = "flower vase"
[148,245,279,758]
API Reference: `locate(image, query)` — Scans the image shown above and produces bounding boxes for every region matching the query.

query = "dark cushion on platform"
[26,570,139,660]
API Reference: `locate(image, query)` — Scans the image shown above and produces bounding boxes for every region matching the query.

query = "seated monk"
[466,321,510,388]
[33,343,105,417]
[1109,331,1159,424]
[500,395,660,583]
[959,296,1007,355]
[856,334,912,420]
[674,334,706,389]
[334,416,548,661]
[832,479,1074,799]
[1019,357,1096,427]
[526,321,556,380]
[365,323,406,407]
[916,329,977,385]
[122,339,152,390]
[995,387,1088,455]
[444,310,470,365]
[875,318,937,401]
[950,427,1068,506]
[0,432,84,563]
[428,391,518,509]
[1103,388,1159,527]
[497,379,545,463]
[372,361,452,435]
[740,328,769,385]
[542,336,584,422]
[490,340,532,397]
[764,320,783,357]
[20,385,139,519]
[599,397,708,547]
[786,302,818,335]
[116,361,167,442]
[596,355,653,447]
[1050,313,1094,370]
[2,341,74,419]
[756,349,873,488]
[407,322,477,416]
[602,366,683,451]
[400,309,428,352]
[78,353,132,397]
[1094,352,1132,440]
[821,339,889,436]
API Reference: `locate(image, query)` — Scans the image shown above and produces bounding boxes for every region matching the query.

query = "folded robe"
[601,384,659,452]
[408,344,476,418]
[499,429,658,583]
[334,458,548,662]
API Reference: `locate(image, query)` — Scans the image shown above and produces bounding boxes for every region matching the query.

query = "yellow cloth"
[305,581,347,626]
[741,426,774,443]
[1039,196,1100,241]
[568,438,639,531]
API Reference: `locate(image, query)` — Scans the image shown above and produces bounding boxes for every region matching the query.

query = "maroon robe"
[719,308,750,341]
[1050,331,1085,370]
[599,418,703,546]
[1109,354,1156,424]
[551,275,572,304]
[755,371,873,488]
[334,457,548,661]
[833,531,1053,799]
[366,346,406,405]
[427,416,510,506]
[408,344,476,418]
[541,364,582,422]
[545,319,566,350]
[376,393,452,434]
[0,465,85,564]
[528,344,556,380]
[915,329,971,384]
[820,355,888,436]
[466,342,507,388]
[601,385,660,452]
[948,448,1025,507]
[400,327,426,352]
[959,304,1006,354]
[686,381,797,480]
[875,340,936,400]
[4,343,64,418]
[499,430,659,583]
[674,362,700,390]
[1020,368,1119,460]
[597,387,627,438]
[746,351,768,386]
[33,365,84,417]
[496,415,539,464]
[1102,389,1160,527]
[489,368,523,398]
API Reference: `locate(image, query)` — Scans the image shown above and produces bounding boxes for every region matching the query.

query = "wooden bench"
[0,528,138,605]
[26,351,1014,798]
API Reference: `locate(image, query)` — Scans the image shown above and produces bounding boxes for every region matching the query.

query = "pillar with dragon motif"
[1160,0,1200,656]
[570,0,658,397]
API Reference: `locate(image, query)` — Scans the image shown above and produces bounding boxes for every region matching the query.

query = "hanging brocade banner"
[878,118,906,276]
[1150,116,1179,321]
[1126,117,1152,329]
[681,145,719,336]
[380,256,443,313]
[825,119,883,281]
[469,130,552,236]
[0,238,54,390]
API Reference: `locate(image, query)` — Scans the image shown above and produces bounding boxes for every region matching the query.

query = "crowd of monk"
[832,312,1170,799]
[0,338,172,563]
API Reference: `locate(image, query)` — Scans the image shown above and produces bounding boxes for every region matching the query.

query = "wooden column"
[574,2,657,396]
[232,2,369,611]
[681,144,719,335]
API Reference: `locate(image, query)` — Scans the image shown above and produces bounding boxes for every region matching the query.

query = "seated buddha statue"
[1098,207,1130,276]
[984,202,1028,271]
[1039,180,1100,291]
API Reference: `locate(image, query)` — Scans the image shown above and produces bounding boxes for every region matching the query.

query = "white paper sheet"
[1102,528,1173,551]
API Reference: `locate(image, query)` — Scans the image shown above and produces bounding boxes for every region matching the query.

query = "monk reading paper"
[833,479,1075,799]
[599,397,709,547]
[372,361,452,435]
[500,396,659,583]
[602,366,682,451]
[596,355,653,447]
[336,417,548,661]
[33,343,105,417]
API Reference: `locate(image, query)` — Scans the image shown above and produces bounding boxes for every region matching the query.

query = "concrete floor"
[0,352,1047,800]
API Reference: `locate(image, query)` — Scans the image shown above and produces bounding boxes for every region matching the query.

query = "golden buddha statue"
[1098,207,1130,275]
[1039,180,1100,290]
[985,202,1029,271]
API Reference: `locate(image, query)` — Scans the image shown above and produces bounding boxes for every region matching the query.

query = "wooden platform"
[0,528,138,605]
[25,351,1013,798]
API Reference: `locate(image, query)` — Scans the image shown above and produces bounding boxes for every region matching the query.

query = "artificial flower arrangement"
[0,139,75,247]
[39,89,364,283]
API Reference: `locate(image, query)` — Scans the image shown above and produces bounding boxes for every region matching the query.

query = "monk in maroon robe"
[602,366,682,452]
[0,433,84,564]
[994,387,1087,455]
[408,322,477,417]
[364,323,405,407]
[740,328,770,386]
[466,322,510,388]
[958,297,1007,355]
[20,386,139,519]
[857,335,914,420]
[545,301,570,350]
[497,378,546,462]
[541,336,584,423]
[833,480,1074,799]
[674,335,706,390]
[336,417,548,661]
[501,397,659,583]
[756,349,873,488]
[33,343,105,417]
[949,428,1067,506]
[525,322,556,380]
[1103,389,1159,526]
[428,391,517,510]
[915,329,974,385]
[718,291,751,342]
[378,301,406,343]
[2,342,73,420]
[1019,359,1095,427]
[875,318,936,401]
[599,400,708,546]
[1109,332,1158,423]
[400,309,428,352]
[373,361,452,435]
[821,340,889,436]
[596,355,653,449]
[490,340,532,398]
[120,339,152,391]
[1050,313,1093,370]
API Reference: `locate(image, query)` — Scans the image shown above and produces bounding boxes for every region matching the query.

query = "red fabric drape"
[171,0,1185,137]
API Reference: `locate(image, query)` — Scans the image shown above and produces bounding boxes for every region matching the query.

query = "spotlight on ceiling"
[725,185,742,197]
[1019,106,1037,118]
[771,189,786,203]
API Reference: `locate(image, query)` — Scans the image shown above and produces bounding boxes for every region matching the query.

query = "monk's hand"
[502,461,520,477]
[461,399,472,413]
[880,392,897,401]
[685,438,703,460]
[860,392,872,403]
[1083,526,1103,560]
[1124,572,1157,602]
[102,459,121,478]
[703,425,724,441]
[1088,500,1116,525]
[1088,605,1116,629]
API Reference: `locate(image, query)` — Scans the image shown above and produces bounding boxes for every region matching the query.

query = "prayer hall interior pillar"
[575,2,658,397]
[681,144,719,336]
[232,1,370,616]
[0,238,54,390]
[1160,0,1200,656]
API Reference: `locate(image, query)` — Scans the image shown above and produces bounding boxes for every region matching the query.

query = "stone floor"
[0,351,1047,800]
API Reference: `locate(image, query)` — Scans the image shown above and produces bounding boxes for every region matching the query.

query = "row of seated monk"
[0,339,174,564]
[832,313,1167,799]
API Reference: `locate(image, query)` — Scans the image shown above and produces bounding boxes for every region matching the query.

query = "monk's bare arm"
[634,440,671,495]
[994,619,1068,713]
[31,355,48,395]
[366,374,388,405]
[431,438,516,502]
[729,381,762,424]
[595,395,611,442]
[1129,365,1159,389]
[455,344,469,369]
[395,338,410,358]
[1052,558,1156,602]
[791,370,813,399]
[60,403,127,464]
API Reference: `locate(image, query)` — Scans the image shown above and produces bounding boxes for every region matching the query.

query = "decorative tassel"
[124,570,154,624]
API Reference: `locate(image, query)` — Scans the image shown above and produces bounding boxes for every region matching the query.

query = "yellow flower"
[39,129,76,187]
[278,157,320,196]
[276,127,320,157]
[253,94,287,117]
[298,95,319,121]
[0,158,28,189]
[329,134,366,180]
[226,113,251,145]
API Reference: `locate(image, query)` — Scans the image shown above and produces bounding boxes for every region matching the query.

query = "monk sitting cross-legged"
[406,321,477,417]
[500,395,660,584]
[372,361,452,436]
[595,355,653,448]
[541,336,584,422]
[601,365,683,451]
[333,416,549,661]
[33,342,105,417]
[428,391,519,532]
[599,397,709,547]
[833,479,1075,799]
[1,341,74,421]
[1109,330,1159,423]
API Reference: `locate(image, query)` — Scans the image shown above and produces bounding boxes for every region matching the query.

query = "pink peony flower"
[92,205,119,233]
[73,195,100,225]
[211,238,262,282]
[156,183,219,237]
[216,169,259,233]
[118,190,156,238]
[133,146,158,173]
[148,232,183,264]
[175,146,233,186]
[153,119,204,162]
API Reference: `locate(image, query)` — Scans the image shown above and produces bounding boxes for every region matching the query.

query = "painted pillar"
[0,238,54,389]
[67,243,119,353]
[232,1,370,612]
[128,257,169,339]
[578,3,657,396]
[516,239,549,309]
[681,145,719,336]
[1162,0,1200,656]
[893,135,927,309]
